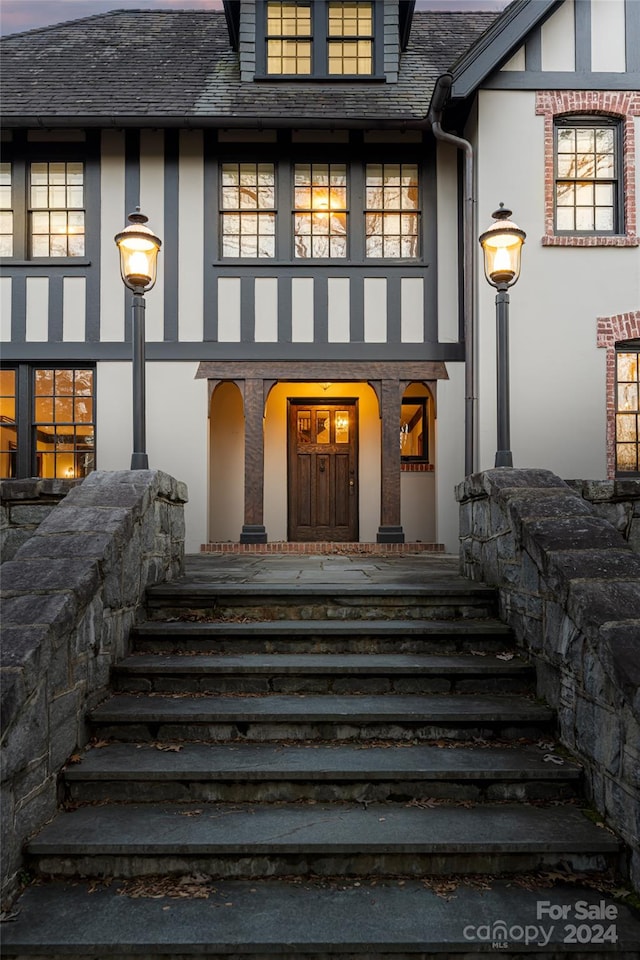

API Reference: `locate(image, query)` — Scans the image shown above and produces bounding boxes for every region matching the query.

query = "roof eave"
[450,0,563,100]
[1,114,431,131]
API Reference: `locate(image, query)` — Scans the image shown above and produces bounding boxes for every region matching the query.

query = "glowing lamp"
[115,209,162,292]
[479,204,526,288]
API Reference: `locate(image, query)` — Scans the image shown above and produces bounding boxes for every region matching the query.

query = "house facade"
[1,0,639,554]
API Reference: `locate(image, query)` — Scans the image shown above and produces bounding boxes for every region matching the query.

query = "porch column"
[240,378,268,544]
[377,379,405,543]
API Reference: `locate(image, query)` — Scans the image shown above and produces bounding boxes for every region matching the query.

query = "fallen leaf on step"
[496,652,515,661]
[469,649,488,657]
[543,754,564,765]
[154,743,183,752]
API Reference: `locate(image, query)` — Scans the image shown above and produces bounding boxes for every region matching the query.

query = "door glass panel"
[297,410,312,443]
[334,410,349,443]
[400,400,426,459]
[316,410,330,443]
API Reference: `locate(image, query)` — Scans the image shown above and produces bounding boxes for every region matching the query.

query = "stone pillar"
[377,379,405,543]
[240,378,268,543]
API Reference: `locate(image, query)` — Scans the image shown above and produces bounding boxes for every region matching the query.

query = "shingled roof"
[0,9,498,127]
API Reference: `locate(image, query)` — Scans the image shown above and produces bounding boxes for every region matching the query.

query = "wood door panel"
[288,401,358,542]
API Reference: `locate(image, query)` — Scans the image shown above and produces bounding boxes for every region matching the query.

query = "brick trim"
[596,310,640,478]
[536,91,640,247]
[200,541,445,553]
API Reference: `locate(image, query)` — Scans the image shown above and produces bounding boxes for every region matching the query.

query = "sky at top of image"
[0,0,509,37]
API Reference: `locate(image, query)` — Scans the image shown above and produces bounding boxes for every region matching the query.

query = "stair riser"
[113,676,534,696]
[89,721,554,742]
[146,599,497,622]
[132,636,515,655]
[65,778,580,805]
[10,953,640,960]
[31,851,617,880]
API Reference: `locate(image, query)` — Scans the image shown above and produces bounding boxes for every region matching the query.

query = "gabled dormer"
[224,0,415,84]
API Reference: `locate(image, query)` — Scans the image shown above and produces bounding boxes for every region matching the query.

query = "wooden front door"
[288,400,358,542]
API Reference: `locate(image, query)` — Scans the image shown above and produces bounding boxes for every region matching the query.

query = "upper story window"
[30,162,85,257]
[0,163,13,256]
[221,163,276,258]
[0,155,86,260]
[554,118,621,235]
[616,345,640,475]
[328,2,373,75]
[219,158,422,261]
[365,163,419,258]
[267,2,312,75]
[263,1,376,78]
[293,163,347,258]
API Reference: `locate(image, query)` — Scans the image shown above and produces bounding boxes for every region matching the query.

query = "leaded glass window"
[29,162,85,257]
[293,163,347,258]
[554,119,620,234]
[365,163,419,258]
[220,163,276,258]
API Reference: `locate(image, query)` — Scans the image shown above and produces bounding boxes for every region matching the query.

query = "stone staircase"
[3,556,639,958]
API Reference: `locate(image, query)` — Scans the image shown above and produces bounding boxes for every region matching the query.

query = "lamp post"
[479,203,525,468]
[114,209,162,470]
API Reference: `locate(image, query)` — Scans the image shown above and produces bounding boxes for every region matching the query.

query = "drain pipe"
[428,73,476,477]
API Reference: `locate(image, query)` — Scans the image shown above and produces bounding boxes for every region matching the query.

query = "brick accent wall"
[597,310,640,478]
[536,90,640,247]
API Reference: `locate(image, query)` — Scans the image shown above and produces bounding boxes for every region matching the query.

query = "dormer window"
[262,1,377,79]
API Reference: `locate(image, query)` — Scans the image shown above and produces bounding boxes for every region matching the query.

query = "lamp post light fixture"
[479,203,526,468]
[114,208,162,470]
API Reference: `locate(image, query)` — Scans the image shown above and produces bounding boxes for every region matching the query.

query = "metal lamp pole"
[479,204,525,469]
[130,286,148,470]
[494,282,512,467]
[114,208,162,471]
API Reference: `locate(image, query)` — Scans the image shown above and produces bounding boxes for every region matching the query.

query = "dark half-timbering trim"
[164,128,180,342]
[195,359,450,381]
[574,0,591,74]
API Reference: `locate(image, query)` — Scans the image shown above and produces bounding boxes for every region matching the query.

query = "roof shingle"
[0,9,497,126]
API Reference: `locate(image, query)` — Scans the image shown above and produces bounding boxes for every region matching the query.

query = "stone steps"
[131,617,515,654]
[4,879,640,959]
[63,741,582,804]
[6,556,636,959]
[144,581,498,622]
[112,652,534,694]
[89,692,554,742]
[28,802,621,879]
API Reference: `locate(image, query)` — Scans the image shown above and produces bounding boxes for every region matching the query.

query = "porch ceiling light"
[115,208,162,292]
[479,203,526,288]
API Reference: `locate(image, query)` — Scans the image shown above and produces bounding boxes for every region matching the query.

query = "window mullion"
[315,0,327,74]
[278,157,292,261]
[17,364,31,478]
[350,162,365,261]
[13,159,26,259]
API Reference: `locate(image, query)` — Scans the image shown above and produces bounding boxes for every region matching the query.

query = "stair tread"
[146,581,497,598]
[64,742,581,781]
[4,879,638,954]
[91,693,552,723]
[115,653,530,675]
[29,803,620,854]
[132,617,513,636]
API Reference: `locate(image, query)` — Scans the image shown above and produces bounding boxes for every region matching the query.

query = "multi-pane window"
[400,398,427,462]
[221,163,276,258]
[554,120,619,234]
[265,1,374,77]
[328,2,373,75]
[616,347,640,474]
[29,162,85,257]
[267,2,312,75]
[365,163,419,258]
[0,369,17,479]
[0,163,13,257]
[293,163,347,258]
[34,369,95,479]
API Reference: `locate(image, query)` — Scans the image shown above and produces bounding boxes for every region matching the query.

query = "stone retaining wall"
[566,478,640,554]
[1,478,80,562]
[0,470,187,906]
[457,469,640,890]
